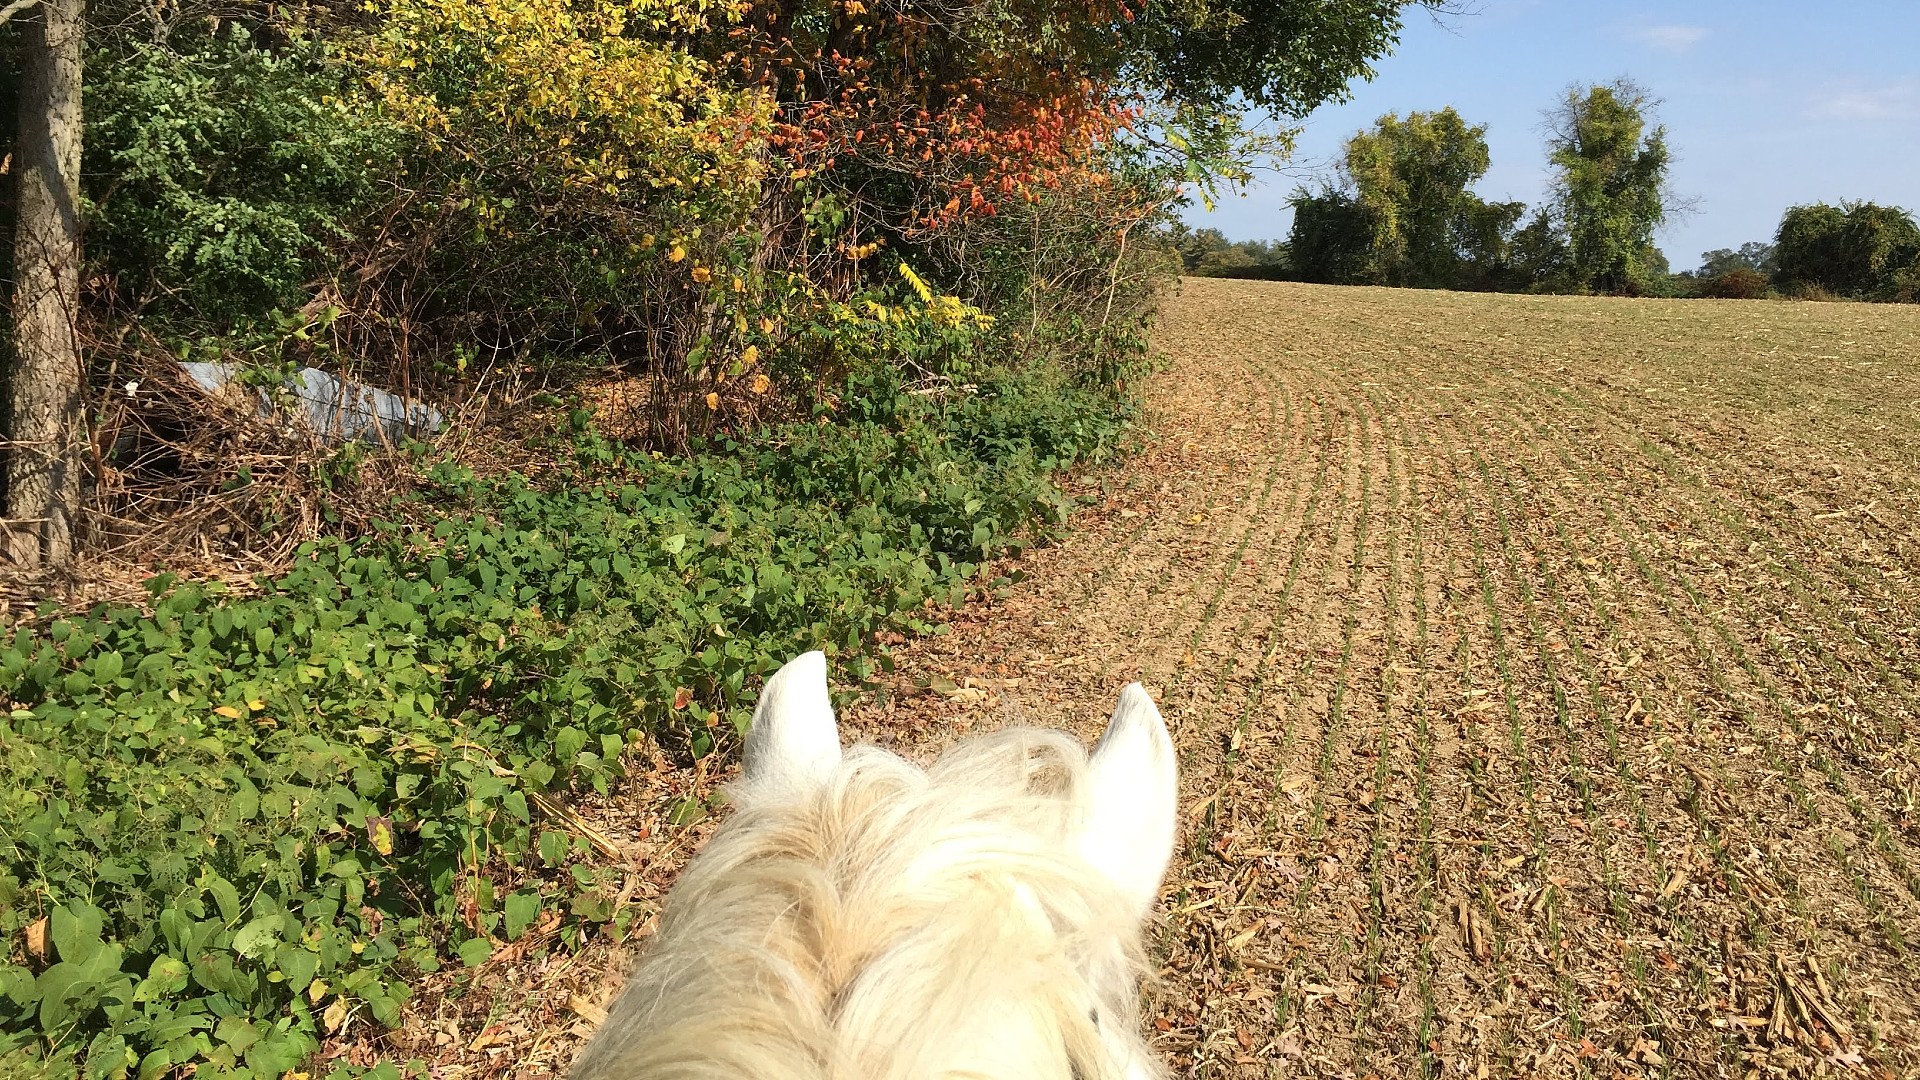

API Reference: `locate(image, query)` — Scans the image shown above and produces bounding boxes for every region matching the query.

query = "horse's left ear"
[742,651,842,799]
[1077,684,1178,918]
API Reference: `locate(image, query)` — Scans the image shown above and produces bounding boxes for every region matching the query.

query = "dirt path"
[845,280,1920,1078]
[368,280,1920,1079]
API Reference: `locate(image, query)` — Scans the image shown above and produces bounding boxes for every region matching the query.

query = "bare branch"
[0,0,43,26]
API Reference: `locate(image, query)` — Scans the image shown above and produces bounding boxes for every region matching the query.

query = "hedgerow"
[0,358,1133,1079]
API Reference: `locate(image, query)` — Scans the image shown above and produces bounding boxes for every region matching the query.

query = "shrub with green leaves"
[1774,201,1920,302]
[1697,267,1770,300]
[86,24,395,321]
[0,363,1133,1079]
[1287,186,1377,285]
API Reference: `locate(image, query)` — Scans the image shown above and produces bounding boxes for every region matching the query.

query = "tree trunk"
[6,0,85,568]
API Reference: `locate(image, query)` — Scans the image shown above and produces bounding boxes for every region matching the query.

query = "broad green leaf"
[36,962,100,1032]
[274,945,319,996]
[503,891,541,941]
[456,937,493,968]
[232,915,286,959]
[204,876,242,925]
[0,963,40,1007]
[214,1015,261,1053]
[137,1048,175,1080]
[51,904,106,967]
[133,956,190,1003]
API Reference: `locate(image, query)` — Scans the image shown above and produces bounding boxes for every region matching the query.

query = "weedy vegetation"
[0,351,1135,1078]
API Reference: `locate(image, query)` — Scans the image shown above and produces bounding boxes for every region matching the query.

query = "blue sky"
[1181,1,1920,273]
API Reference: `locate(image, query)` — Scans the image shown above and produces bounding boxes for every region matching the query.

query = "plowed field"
[852,280,1920,1077]
[372,280,1920,1079]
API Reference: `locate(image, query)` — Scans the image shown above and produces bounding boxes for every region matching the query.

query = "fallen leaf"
[1658,868,1690,901]
[24,916,48,962]
[367,816,395,856]
[567,994,610,1026]
[1823,1046,1865,1068]
[1280,775,1312,806]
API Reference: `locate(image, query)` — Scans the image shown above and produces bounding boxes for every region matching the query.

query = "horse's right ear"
[1077,684,1178,918]
[742,651,843,798]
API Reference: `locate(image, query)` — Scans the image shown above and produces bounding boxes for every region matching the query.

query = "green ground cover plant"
[0,354,1134,1079]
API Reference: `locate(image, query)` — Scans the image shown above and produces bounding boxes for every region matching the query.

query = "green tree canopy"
[1542,80,1672,295]
[1340,106,1505,286]
[1696,241,1776,279]
[1288,106,1524,289]
[1286,186,1375,284]
[1774,201,1920,299]
[1141,0,1443,114]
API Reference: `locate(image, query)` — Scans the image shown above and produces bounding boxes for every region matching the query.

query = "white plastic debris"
[179,362,444,446]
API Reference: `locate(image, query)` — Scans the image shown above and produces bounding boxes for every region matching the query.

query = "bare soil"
[345,280,1920,1079]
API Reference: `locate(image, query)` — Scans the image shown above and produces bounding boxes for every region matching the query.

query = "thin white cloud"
[1806,78,1920,121]
[1627,24,1710,53]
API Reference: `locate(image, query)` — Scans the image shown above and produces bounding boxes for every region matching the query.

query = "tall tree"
[1288,105,1523,289]
[5,0,86,568]
[1340,106,1500,286]
[1543,80,1671,295]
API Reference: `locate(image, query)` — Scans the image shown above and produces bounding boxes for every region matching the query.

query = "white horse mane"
[571,652,1178,1080]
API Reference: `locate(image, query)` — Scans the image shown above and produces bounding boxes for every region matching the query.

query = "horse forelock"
[570,728,1164,1080]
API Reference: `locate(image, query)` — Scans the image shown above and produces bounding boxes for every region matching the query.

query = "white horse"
[570,651,1179,1080]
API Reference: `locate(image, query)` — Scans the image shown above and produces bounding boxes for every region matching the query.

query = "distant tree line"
[1174,79,1919,304]
[1165,227,1292,278]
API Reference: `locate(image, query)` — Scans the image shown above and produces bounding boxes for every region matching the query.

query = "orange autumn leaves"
[743,0,1145,232]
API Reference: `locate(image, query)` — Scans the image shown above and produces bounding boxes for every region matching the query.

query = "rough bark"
[6,0,86,568]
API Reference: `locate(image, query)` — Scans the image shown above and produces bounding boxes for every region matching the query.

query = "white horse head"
[570,650,1179,1080]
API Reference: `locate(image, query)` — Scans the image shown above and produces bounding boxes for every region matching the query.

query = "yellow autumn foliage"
[360,0,770,213]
